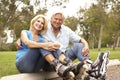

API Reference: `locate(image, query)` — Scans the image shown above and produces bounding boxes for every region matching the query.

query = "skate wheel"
[69,71,75,78]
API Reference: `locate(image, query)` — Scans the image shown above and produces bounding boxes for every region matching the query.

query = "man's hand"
[15,39,22,49]
[82,46,89,56]
[80,38,90,56]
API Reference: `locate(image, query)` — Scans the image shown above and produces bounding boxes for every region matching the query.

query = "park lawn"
[0,48,120,77]
[0,51,19,77]
[89,48,120,61]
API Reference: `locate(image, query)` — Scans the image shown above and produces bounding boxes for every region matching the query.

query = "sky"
[63,0,95,16]
[17,0,96,16]
[46,0,96,20]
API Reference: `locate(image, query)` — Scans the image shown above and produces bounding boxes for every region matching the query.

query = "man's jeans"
[65,43,89,61]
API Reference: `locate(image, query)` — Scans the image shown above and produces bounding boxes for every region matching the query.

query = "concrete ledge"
[0,71,61,80]
[1,59,120,80]
[108,59,120,66]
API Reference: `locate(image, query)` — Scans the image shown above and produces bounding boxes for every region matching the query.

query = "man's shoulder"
[61,25,72,33]
[61,25,70,30]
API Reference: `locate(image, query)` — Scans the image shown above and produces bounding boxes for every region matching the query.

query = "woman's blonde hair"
[30,14,48,34]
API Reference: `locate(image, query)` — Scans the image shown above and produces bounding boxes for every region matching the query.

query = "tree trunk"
[92,33,95,49]
[98,25,103,51]
[116,36,120,47]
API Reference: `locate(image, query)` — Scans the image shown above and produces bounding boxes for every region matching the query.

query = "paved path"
[106,59,120,80]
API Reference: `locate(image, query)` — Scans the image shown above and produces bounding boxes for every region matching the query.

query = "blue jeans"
[16,43,89,73]
[40,48,62,58]
[16,48,55,73]
[65,43,89,61]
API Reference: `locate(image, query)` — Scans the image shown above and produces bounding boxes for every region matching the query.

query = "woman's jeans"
[16,48,62,73]
[16,48,44,73]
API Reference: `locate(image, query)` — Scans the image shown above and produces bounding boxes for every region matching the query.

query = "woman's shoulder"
[21,30,31,33]
[21,30,31,35]
[22,30,29,32]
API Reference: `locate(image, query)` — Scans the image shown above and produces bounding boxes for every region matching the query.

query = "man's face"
[51,13,63,29]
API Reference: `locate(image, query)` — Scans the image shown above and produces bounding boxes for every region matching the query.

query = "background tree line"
[0,0,120,51]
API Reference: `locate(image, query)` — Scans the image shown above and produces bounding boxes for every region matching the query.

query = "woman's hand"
[53,43,60,49]
[42,42,60,51]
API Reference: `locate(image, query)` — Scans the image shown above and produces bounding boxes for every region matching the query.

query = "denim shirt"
[43,22,81,52]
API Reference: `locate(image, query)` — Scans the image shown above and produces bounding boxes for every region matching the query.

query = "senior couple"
[15,7,102,79]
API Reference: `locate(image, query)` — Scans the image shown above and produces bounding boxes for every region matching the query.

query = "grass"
[0,48,120,77]
[89,48,120,61]
[0,52,19,77]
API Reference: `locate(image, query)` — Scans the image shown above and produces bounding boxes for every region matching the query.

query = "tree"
[0,0,18,48]
[108,0,120,49]
[78,3,108,50]
[64,16,79,31]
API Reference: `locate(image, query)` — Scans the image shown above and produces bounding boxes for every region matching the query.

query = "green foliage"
[81,4,107,49]
[0,43,17,51]
[64,16,79,31]
[77,0,120,49]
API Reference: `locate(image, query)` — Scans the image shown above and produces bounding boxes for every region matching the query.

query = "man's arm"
[79,38,89,56]
[15,38,22,50]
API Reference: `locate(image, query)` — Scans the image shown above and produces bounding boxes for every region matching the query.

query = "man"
[41,8,110,80]
[45,8,91,80]
[45,8,90,62]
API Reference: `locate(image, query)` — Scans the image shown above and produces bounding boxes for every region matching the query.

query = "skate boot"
[60,58,75,79]
[73,62,90,80]
[61,58,89,80]
[50,59,75,79]
[87,51,110,80]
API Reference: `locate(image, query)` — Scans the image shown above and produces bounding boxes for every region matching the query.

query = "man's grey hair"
[46,6,65,21]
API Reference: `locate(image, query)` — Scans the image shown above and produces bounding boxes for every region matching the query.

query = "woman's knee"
[16,61,36,73]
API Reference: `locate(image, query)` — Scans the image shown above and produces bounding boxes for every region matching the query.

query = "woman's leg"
[65,43,89,62]
[16,48,45,73]
[40,49,67,63]
[39,48,72,77]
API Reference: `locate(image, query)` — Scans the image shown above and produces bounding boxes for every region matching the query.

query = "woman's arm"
[21,31,60,50]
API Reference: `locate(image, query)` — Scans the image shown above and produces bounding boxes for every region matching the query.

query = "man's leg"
[16,48,45,73]
[64,43,90,79]
[65,43,89,61]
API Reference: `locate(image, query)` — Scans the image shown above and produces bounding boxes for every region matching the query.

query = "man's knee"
[74,43,84,48]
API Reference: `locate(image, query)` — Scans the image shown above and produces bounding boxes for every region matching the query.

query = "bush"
[0,43,17,51]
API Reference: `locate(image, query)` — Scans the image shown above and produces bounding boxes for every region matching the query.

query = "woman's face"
[33,17,44,31]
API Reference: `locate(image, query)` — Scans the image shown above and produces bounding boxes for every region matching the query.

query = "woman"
[16,15,73,77]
